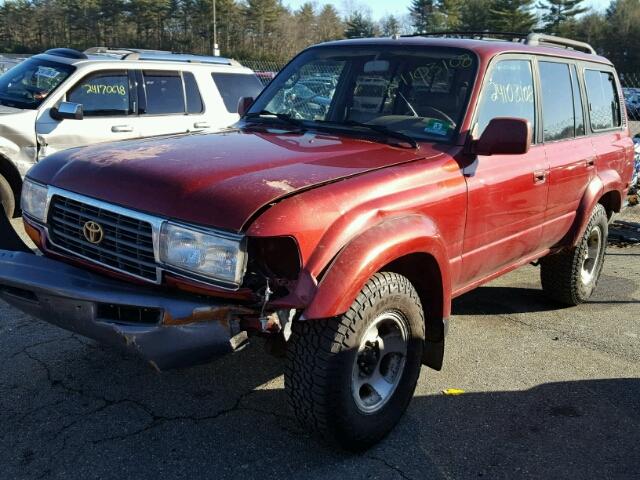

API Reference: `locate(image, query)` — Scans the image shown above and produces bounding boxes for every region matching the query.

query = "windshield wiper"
[244,110,306,129]
[321,120,418,149]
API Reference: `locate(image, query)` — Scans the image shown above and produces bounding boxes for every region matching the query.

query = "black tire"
[540,203,608,305]
[285,272,425,451]
[0,174,15,219]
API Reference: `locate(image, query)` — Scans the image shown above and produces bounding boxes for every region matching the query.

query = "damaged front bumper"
[0,248,253,370]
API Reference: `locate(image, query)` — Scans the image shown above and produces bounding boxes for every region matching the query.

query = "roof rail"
[84,47,239,66]
[399,31,596,55]
[401,31,528,41]
[525,33,596,55]
[84,47,171,57]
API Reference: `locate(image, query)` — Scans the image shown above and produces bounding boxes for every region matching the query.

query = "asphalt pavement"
[1,213,639,480]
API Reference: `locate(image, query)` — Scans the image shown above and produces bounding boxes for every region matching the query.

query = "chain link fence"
[238,60,286,85]
[620,73,640,124]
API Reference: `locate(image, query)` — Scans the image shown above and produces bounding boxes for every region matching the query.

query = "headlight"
[159,222,247,286]
[20,179,48,222]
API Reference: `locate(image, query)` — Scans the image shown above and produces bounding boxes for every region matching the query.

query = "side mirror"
[51,101,83,120]
[473,117,531,156]
[237,96,254,117]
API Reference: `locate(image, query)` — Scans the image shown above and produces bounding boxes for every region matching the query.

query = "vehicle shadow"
[452,262,639,315]
[2,327,638,479]
[452,284,562,316]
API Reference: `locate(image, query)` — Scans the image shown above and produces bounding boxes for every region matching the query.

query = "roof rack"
[525,33,595,55]
[84,47,239,66]
[400,31,596,55]
[402,31,528,41]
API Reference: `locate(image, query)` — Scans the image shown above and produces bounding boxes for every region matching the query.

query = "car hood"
[29,128,439,232]
[0,105,25,115]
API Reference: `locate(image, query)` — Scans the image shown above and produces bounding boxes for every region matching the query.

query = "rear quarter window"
[143,70,184,115]
[584,69,621,131]
[211,72,264,113]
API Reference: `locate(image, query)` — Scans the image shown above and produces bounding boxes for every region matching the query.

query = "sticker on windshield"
[36,67,61,79]
[424,118,453,136]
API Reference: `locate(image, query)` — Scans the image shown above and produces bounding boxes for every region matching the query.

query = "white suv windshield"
[0,58,74,109]
[248,45,477,142]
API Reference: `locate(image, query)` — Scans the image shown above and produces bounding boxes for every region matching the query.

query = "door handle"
[111,125,134,133]
[586,157,596,167]
[533,170,547,184]
[193,122,211,129]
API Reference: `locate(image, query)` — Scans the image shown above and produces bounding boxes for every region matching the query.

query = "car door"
[460,56,549,286]
[36,69,141,157]
[136,69,206,137]
[539,61,595,247]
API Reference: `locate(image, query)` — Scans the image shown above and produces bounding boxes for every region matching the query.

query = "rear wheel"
[285,272,424,450]
[540,203,608,305]
[0,174,15,219]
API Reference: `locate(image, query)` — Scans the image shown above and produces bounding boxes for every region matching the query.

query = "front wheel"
[540,203,608,305]
[285,272,425,450]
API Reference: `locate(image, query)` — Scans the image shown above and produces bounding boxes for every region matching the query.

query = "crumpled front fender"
[303,214,451,320]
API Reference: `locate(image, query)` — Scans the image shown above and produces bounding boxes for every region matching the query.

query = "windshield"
[248,45,477,142]
[0,58,74,109]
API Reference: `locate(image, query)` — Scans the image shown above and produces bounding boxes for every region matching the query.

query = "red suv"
[0,33,635,450]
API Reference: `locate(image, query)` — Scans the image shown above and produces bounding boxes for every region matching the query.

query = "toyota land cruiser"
[0,33,634,450]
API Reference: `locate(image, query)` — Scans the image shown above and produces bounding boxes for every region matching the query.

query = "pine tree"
[244,0,281,55]
[460,0,495,31]
[438,0,463,30]
[345,11,377,38]
[539,0,588,32]
[316,4,343,42]
[490,0,538,32]
[410,0,439,33]
[295,2,317,44]
[380,14,400,36]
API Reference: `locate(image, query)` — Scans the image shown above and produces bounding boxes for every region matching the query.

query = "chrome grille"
[48,195,158,281]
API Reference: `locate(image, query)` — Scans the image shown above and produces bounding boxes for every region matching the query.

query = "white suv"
[0,47,264,218]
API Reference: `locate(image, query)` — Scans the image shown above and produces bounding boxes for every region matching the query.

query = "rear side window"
[211,73,263,113]
[67,71,131,116]
[539,62,574,142]
[476,59,535,137]
[143,71,184,115]
[571,65,585,136]
[584,70,621,131]
[184,72,203,114]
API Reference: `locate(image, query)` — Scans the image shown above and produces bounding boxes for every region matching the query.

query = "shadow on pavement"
[453,285,563,316]
[2,324,639,479]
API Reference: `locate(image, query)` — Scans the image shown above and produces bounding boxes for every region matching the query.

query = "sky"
[284,0,612,20]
